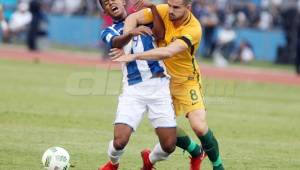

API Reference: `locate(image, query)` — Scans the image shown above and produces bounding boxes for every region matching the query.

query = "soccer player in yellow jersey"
[111,0,224,169]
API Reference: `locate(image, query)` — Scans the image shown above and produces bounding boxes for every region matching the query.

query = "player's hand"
[112,54,137,62]
[133,0,154,11]
[129,25,153,36]
[109,48,125,60]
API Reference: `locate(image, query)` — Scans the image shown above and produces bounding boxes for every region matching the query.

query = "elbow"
[112,44,122,49]
[111,39,122,49]
[159,30,166,40]
[111,42,119,49]
[153,29,165,41]
[155,33,165,41]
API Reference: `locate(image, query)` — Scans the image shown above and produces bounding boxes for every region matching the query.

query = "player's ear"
[103,10,108,15]
[186,4,191,11]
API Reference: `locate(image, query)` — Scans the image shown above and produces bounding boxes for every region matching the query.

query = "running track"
[1,46,300,86]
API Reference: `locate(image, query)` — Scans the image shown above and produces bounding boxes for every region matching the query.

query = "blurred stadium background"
[0,0,300,169]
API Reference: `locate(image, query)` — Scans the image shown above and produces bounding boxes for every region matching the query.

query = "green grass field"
[1,59,300,170]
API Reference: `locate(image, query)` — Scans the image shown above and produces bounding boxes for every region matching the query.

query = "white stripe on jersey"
[121,35,167,86]
[106,33,113,43]
[121,63,128,85]
[108,26,121,35]
[133,36,152,82]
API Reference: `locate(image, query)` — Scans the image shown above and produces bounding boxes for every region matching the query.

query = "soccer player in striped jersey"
[97,0,177,169]
[111,0,225,169]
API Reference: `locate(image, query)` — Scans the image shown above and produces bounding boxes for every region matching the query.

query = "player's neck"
[172,11,190,28]
[113,12,127,23]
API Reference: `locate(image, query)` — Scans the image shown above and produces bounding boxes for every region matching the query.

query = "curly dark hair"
[99,0,105,8]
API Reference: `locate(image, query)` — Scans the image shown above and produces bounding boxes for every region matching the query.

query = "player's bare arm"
[111,26,153,48]
[133,0,165,40]
[112,1,164,48]
[123,9,150,34]
[111,40,187,62]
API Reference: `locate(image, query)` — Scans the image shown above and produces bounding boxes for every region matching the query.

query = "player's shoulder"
[100,26,112,39]
[112,21,124,29]
[182,13,202,35]
[155,4,169,17]
[109,21,124,32]
[187,13,201,30]
[156,4,169,10]
[101,22,123,36]
[179,13,202,44]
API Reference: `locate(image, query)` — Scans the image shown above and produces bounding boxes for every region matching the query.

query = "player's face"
[101,0,126,20]
[167,0,189,21]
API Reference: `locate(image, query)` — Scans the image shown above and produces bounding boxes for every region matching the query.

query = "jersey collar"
[113,18,125,24]
[182,12,192,26]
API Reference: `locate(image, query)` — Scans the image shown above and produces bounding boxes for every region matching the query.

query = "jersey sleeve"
[100,27,120,49]
[177,23,202,48]
[143,4,169,24]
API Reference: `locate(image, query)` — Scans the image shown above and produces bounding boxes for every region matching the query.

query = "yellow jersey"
[143,4,202,85]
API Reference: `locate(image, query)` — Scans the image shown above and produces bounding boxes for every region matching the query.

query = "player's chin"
[169,16,177,21]
[111,12,122,19]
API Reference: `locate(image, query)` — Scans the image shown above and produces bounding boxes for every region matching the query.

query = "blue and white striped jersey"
[100,20,166,86]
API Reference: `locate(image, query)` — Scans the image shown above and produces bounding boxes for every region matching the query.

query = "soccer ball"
[42,147,70,170]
